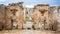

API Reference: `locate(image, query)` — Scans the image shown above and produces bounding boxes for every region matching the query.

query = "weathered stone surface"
[33,4,52,30]
[0,5,6,30]
[5,2,25,29]
[0,3,60,31]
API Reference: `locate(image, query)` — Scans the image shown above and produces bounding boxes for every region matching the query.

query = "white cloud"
[0,0,5,2]
[26,5,34,8]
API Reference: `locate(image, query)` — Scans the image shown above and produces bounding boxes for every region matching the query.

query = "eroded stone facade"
[0,2,60,31]
[33,4,54,30]
[50,6,60,31]
[0,5,6,30]
[5,2,25,29]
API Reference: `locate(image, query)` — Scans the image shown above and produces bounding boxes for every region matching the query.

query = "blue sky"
[0,0,60,7]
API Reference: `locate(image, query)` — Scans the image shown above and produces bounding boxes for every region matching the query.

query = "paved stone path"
[0,30,59,34]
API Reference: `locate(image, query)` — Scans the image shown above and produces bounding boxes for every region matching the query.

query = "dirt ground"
[0,30,60,34]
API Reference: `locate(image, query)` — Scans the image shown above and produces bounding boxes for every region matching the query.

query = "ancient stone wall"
[0,5,6,30]
[5,2,25,29]
[33,4,53,30]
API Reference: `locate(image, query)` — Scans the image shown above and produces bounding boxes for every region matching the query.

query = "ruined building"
[33,4,54,30]
[0,4,6,30]
[23,8,34,29]
[0,2,60,31]
[50,6,60,31]
[5,2,25,29]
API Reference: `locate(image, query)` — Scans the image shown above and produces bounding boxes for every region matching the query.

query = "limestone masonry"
[0,2,60,31]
